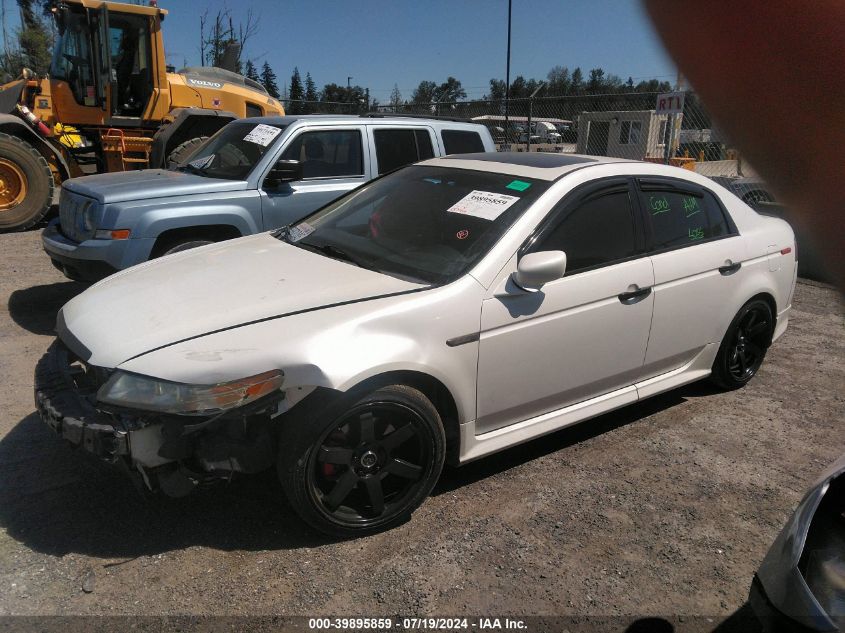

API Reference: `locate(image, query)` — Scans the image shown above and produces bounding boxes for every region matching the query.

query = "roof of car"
[420,152,633,181]
[241,115,485,128]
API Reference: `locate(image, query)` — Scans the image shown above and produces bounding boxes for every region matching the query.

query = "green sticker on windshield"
[506,180,531,192]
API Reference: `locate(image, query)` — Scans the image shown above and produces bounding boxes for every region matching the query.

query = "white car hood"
[58,233,425,368]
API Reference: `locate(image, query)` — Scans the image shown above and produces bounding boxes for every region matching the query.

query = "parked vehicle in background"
[750,454,844,632]
[35,152,797,536]
[0,0,284,232]
[41,115,494,281]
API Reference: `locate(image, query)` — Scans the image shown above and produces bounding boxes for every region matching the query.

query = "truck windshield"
[280,165,550,285]
[173,121,287,180]
[50,10,95,107]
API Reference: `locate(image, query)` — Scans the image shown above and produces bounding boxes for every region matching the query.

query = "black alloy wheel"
[711,299,774,389]
[279,385,446,537]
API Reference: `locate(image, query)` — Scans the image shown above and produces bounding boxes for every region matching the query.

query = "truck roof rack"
[360,113,472,123]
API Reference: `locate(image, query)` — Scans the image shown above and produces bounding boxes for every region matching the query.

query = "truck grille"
[59,189,98,243]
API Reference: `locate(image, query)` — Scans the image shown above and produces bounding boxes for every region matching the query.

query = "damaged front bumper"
[34,339,284,496]
[35,340,130,461]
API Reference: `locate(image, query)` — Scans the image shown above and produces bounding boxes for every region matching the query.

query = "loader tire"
[166,136,208,169]
[0,132,54,232]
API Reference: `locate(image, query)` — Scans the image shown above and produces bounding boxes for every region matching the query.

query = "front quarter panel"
[116,276,485,425]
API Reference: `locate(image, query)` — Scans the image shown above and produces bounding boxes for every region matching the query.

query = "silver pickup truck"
[42,115,495,281]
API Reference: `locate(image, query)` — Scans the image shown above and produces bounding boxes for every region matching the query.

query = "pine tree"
[303,72,318,113]
[288,67,304,114]
[260,61,280,98]
[245,60,259,82]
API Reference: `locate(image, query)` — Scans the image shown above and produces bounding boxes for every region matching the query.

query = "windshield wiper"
[300,241,367,268]
[271,224,292,242]
[178,162,207,176]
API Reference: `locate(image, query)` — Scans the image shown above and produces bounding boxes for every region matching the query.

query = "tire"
[710,299,775,390]
[166,136,208,169]
[0,132,54,232]
[157,238,214,257]
[278,384,446,537]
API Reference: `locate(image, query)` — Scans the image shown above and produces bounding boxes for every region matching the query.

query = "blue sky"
[4,0,676,101]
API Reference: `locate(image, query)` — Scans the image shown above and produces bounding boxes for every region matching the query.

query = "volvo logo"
[187,78,224,89]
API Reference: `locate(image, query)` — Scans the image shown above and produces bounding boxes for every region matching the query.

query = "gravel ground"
[0,228,842,630]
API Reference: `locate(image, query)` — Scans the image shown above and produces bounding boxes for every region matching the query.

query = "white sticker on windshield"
[243,124,282,147]
[188,155,213,169]
[446,190,520,221]
[288,222,315,242]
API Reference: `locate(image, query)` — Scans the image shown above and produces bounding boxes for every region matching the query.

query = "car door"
[475,178,655,434]
[635,177,747,382]
[259,126,370,229]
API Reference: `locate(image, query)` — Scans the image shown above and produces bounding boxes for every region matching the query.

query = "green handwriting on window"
[650,196,670,215]
[688,227,705,241]
[683,196,701,217]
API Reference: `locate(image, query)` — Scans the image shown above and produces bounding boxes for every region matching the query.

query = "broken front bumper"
[34,340,130,461]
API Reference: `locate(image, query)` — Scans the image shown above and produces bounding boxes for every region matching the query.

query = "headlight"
[81,200,98,232]
[97,370,284,416]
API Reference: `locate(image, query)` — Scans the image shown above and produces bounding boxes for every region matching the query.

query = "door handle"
[618,287,652,305]
[719,262,742,276]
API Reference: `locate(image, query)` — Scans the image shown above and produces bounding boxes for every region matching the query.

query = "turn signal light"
[94,229,131,240]
[780,247,792,255]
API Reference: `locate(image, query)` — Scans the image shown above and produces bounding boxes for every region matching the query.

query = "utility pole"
[504,0,512,147]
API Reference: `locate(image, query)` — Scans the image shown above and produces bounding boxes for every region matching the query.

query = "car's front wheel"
[278,385,446,537]
[711,299,775,389]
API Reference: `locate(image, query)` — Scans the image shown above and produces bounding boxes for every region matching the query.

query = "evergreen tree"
[244,60,260,82]
[260,61,280,98]
[303,72,318,113]
[288,67,304,114]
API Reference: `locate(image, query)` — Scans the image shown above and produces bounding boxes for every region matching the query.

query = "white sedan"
[35,152,797,536]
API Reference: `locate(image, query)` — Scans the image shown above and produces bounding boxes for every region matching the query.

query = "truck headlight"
[81,200,98,232]
[97,370,284,416]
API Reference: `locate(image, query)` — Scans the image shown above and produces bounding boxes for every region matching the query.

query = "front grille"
[59,188,98,243]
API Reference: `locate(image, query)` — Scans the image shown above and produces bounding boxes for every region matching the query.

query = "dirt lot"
[0,228,842,629]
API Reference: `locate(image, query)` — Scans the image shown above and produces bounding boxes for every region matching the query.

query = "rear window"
[374,128,435,175]
[442,130,485,155]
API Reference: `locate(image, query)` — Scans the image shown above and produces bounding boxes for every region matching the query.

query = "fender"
[0,114,73,179]
[150,107,237,168]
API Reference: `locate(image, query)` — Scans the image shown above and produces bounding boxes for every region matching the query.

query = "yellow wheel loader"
[0,0,284,231]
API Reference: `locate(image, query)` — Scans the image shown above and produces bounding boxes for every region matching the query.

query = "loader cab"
[50,1,163,124]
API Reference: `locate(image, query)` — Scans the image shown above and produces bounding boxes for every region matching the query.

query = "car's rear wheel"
[711,299,774,389]
[279,385,445,537]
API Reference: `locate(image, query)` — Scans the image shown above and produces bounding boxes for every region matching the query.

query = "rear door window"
[442,130,485,155]
[373,128,435,175]
[638,180,736,251]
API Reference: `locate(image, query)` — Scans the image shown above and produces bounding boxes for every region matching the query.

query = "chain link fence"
[282,93,771,205]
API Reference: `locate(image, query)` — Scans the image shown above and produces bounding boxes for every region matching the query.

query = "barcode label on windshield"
[446,190,520,221]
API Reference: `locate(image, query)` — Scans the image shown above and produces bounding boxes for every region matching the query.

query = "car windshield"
[279,165,550,285]
[172,121,287,180]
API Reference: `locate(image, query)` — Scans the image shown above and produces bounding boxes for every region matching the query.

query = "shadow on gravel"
[8,281,88,335]
[0,413,327,558]
[433,381,720,495]
[711,603,763,632]
[0,381,723,558]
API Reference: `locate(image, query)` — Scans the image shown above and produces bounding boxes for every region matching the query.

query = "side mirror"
[513,251,567,292]
[264,160,302,189]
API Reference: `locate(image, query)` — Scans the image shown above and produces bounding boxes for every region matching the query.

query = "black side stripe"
[446,332,480,347]
[122,286,432,363]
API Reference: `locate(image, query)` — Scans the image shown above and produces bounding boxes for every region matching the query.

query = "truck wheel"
[0,132,54,232]
[167,136,208,168]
